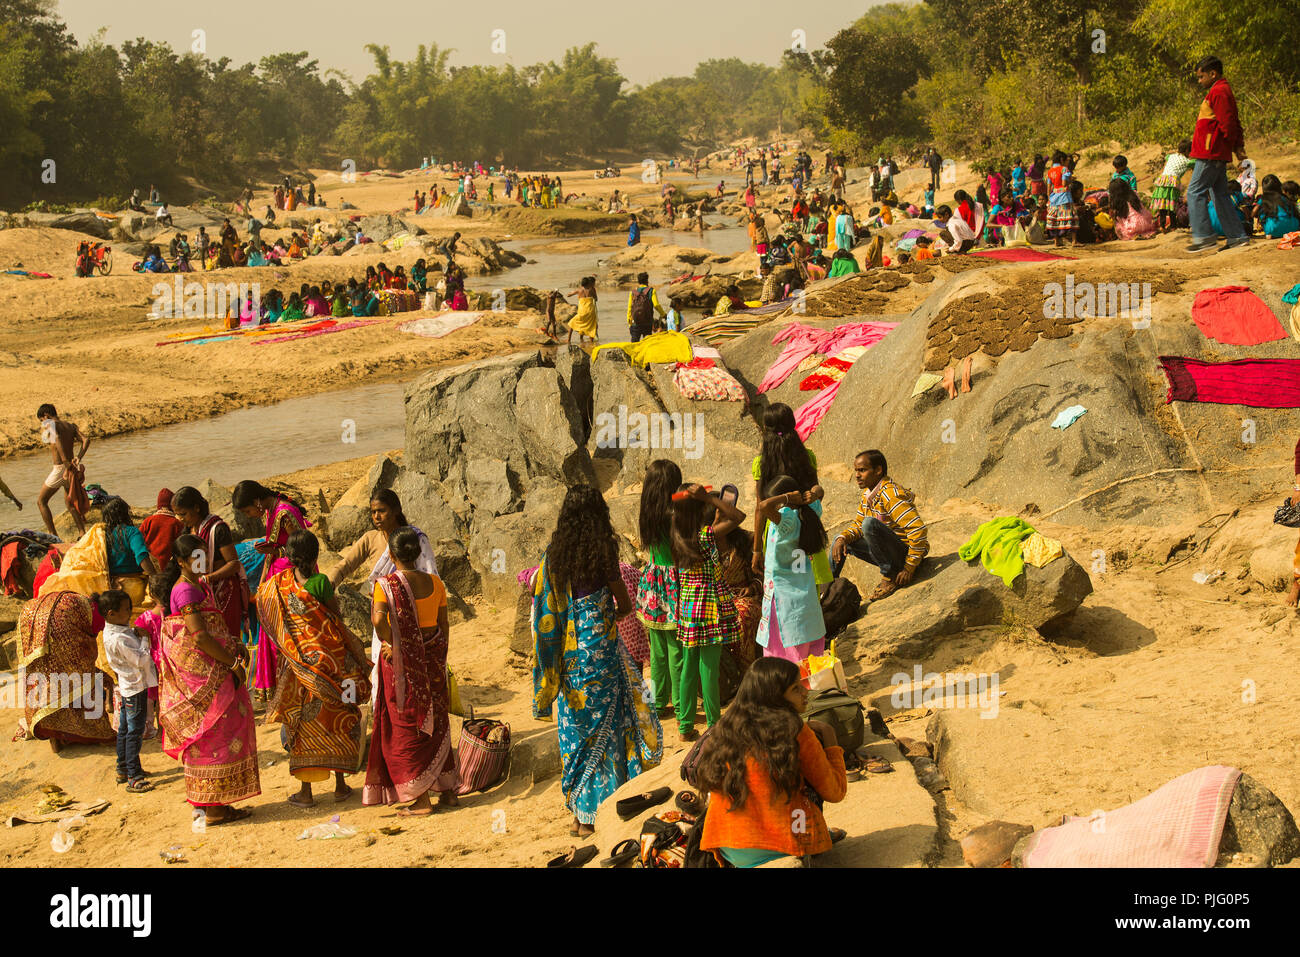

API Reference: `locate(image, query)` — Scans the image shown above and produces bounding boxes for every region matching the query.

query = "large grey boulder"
[325,455,401,551]
[715,266,1300,529]
[405,351,595,495]
[839,547,1093,664]
[50,211,113,239]
[358,213,414,244]
[432,194,472,218]
[1216,773,1300,867]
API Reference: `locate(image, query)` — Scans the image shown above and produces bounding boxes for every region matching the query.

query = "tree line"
[2,0,1296,208]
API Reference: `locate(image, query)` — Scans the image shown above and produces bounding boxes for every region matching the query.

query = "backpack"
[718,647,743,705]
[819,577,861,639]
[679,725,713,789]
[683,813,723,868]
[630,286,654,331]
[801,689,865,755]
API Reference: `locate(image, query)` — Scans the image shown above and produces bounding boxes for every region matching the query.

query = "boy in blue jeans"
[97,590,157,792]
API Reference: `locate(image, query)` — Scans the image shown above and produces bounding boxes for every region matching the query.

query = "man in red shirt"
[1186,55,1250,252]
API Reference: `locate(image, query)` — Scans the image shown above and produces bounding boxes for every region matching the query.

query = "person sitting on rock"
[831,449,929,603]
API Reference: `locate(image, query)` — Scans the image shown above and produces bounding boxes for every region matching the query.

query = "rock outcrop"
[837,547,1092,665]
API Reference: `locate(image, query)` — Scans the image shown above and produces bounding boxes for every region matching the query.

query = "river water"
[0,194,752,532]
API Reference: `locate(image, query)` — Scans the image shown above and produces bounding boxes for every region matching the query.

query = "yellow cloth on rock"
[911,372,943,397]
[1020,532,1063,567]
[40,523,109,598]
[797,353,826,372]
[591,330,693,367]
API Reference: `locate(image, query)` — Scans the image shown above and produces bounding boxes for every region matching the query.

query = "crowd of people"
[522,404,929,858]
[20,462,465,824]
[20,386,930,864]
[19,51,1299,868]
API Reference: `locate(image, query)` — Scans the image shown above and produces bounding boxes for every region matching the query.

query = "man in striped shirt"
[831,449,929,601]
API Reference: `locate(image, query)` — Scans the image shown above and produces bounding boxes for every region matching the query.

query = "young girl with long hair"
[670,483,745,740]
[697,657,847,867]
[532,485,661,836]
[1107,178,1157,240]
[752,403,829,585]
[636,459,683,716]
[754,475,829,663]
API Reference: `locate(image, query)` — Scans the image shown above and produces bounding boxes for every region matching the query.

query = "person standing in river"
[36,403,90,539]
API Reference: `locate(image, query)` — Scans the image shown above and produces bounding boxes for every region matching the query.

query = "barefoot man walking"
[36,403,91,539]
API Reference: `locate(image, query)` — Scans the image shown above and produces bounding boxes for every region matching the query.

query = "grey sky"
[52,0,889,86]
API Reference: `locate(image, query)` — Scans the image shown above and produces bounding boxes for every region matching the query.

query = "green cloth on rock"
[958,516,1037,587]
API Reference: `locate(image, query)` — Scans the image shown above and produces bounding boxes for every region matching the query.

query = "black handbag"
[1274,497,1300,528]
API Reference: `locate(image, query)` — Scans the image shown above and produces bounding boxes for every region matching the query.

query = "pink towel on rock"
[758,321,897,393]
[793,379,842,440]
[970,248,1074,262]
[1019,765,1241,868]
[1191,286,1287,345]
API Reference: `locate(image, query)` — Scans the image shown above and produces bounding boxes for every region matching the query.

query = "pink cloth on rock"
[1159,356,1300,407]
[758,321,898,393]
[1018,765,1241,867]
[793,380,842,440]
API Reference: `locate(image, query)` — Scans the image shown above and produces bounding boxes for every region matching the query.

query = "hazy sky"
[53,0,890,86]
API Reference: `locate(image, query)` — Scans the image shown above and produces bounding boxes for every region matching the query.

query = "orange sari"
[255,569,370,781]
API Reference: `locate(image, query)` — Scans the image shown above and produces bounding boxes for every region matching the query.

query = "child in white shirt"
[97,590,157,792]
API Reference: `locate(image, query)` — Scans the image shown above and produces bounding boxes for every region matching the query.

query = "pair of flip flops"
[615,785,673,820]
[547,845,598,868]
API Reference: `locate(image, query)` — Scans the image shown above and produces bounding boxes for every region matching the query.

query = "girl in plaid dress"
[671,484,746,740]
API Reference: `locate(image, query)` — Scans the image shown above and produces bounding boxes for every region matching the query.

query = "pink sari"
[254,499,309,690]
[158,581,260,807]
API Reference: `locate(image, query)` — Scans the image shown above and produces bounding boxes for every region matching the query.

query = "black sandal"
[675,789,703,815]
[600,838,641,868]
[547,845,599,868]
[616,785,673,820]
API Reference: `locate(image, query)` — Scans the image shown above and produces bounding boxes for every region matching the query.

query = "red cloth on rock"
[1191,287,1287,345]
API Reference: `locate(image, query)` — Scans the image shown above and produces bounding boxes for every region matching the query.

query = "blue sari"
[532,556,662,824]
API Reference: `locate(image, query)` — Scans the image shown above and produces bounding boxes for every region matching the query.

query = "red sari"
[362,572,458,805]
[198,514,250,645]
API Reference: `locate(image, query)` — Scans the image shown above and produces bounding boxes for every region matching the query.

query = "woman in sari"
[17,590,115,751]
[173,486,251,649]
[232,481,310,697]
[257,531,370,807]
[103,497,158,610]
[327,489,437,698]
[532,485,662,837]
[364,527,459,815]
[156,535,259,824]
